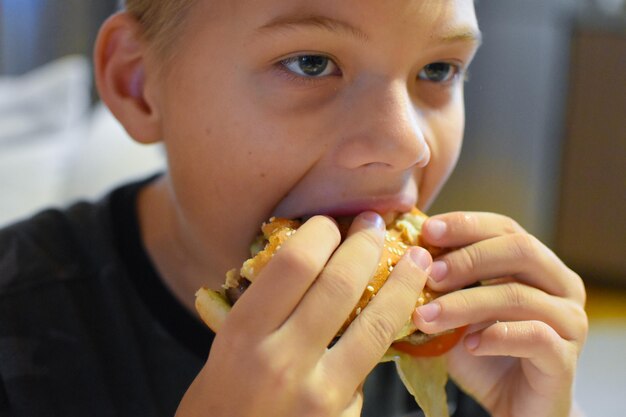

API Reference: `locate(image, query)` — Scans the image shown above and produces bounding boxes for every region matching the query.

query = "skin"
[95,0,588,416]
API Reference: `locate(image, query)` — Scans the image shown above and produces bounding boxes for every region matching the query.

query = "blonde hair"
[123,0,197,57]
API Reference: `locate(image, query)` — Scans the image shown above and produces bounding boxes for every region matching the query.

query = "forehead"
[185,0,478,43]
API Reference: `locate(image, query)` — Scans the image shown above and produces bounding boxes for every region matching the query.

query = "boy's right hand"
[175,213,432,417]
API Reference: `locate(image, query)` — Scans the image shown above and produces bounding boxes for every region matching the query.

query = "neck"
[136,177,225,315]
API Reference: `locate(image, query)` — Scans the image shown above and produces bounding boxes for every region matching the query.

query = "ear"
[94,12,161,144]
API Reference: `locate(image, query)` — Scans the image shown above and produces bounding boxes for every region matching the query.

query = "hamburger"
[195,208,464,417]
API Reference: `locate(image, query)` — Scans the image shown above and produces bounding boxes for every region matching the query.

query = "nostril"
[362,162,393,169]
[415,144,431,168]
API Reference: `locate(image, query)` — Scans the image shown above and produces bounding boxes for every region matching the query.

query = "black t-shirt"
[0,177,489,417]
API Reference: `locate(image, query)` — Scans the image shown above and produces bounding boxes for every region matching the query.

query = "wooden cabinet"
[556,23,626,284]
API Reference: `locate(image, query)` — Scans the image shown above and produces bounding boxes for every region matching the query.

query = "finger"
[339,389,364,417]
[415,283,588,343]
[463,320,579,379]
[422,211,525,248]
[425,233,586,304]
[280,212,386,353]
[326,248,431,388]
[227,215,341,336]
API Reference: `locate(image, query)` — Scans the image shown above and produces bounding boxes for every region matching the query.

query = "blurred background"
[1,0,625,415]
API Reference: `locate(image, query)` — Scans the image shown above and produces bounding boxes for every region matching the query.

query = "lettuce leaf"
[381,348,450,417]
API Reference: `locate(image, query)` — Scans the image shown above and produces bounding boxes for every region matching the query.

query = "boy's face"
[147,0,480,272]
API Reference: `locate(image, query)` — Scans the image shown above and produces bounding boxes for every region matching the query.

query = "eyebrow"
[438,28,483,45]
[256,14,370,42]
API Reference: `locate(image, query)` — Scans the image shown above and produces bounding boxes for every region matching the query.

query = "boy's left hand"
[414,212,588,417]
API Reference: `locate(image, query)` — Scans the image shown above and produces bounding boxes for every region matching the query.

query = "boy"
[0,0,588,416]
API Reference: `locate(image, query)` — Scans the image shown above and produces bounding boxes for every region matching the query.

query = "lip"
[286,194,417,220]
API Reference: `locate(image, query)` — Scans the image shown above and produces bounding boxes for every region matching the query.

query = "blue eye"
[418,62,461,83]
[281,55,340,77]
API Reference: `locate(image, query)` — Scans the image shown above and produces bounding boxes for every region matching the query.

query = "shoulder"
[0,199,114,296]
[0,174,160,296]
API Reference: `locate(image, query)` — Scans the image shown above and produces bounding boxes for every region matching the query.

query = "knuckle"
[256,348,299,391]
[571,271,587,305]
[456,245,480,274]
[300,384,338,417]
[502,283,532,310]
[529,320,559,348]
[510,232,541,261]
[578,314,590,347]
[360,309,398,352]
[567,300,589,344]
[501,216,525,234]
[528,321,576,370]
[323,263,358,299]
[454,290,473,312]
[393,267,424,297]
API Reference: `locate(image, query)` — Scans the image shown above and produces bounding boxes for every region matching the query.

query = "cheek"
[159,92,325,233]
[435,111,464,174]
[164,127,278,219]
[418,105,465,208]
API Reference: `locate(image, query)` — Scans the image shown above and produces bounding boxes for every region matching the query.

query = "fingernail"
[416,302,441,322]
[430,260,448,282]
[359,211,385,231]
[409,247,432,271]
[465,333,480,351]
[426,219,447,241]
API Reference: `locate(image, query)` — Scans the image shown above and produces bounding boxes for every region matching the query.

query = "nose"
[335,80,431,171]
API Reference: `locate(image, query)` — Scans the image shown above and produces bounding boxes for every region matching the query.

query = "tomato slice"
[392,326,468,357]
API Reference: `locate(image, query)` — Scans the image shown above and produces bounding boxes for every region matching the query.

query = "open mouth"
[276,194,417,225]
